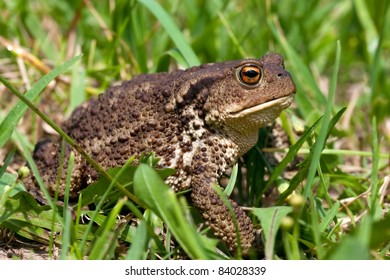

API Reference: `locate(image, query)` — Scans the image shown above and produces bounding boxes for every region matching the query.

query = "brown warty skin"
[24,53,296,253]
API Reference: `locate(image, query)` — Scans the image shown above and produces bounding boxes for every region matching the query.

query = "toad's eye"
[238,65,262,86]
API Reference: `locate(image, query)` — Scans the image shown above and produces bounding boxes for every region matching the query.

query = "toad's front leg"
[190,167,254,253]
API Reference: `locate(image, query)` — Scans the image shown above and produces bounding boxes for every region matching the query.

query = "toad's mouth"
[229,95,295,118]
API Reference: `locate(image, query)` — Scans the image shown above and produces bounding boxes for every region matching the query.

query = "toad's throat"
[229,95,295,118]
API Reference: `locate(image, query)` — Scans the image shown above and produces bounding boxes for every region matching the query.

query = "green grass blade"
[267,16,326,119]
[328,235,371,260]
[303,41,341,259]
[63,152,74,218]
[0,55,82,149]
[252,206,292,260]
[67,63,86,115]
[15,131,57,213]
[353,0,379,57]
[212,184,243,257]
[88,198,126,259]
[328,216,372,260]
[319,201,340,232]
[224,163,238,196]
[0,172,25,198]
[0,149,15,178]
[369,2,389,115]
[368,117,380,218]
[60,208,72,260]
[302,41,341,200]
[126,219,150,260]
[265,117,321,191]
[78,158,137,252]
[134,164,213,259]
[137,0,200,67]
[0,191,63,243]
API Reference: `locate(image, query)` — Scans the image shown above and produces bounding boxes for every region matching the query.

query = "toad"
[24,53,296,252]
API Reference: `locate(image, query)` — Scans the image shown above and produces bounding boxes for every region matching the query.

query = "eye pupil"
[244,69,259,78]
[239,65,262,85]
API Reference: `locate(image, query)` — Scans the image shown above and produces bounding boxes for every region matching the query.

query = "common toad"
[25,53,296,252]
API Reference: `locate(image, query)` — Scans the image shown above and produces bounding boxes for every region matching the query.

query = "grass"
[0,0,389,260]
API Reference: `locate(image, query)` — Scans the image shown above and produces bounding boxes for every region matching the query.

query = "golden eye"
[238,65,262,85]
